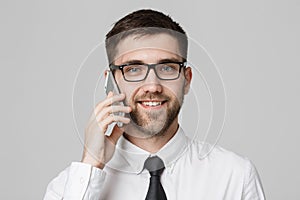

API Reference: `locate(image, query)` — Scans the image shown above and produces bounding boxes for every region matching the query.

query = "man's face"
[112,33,192,137]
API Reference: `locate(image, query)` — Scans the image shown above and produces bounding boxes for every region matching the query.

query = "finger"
[95,105,131,123]
[107,91,114,98]
[106,105,131,115]
[99,115,130,131]
[104,93,126,107]
[94,93,126,115]
[87,91,116,123]
[105,115,130,125]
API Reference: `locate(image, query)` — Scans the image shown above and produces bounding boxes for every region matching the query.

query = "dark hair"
[105,9,188,63]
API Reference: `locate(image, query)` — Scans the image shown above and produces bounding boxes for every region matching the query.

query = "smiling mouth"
[137,100,167,107]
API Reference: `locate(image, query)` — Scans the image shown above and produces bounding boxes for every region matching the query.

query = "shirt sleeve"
[242,160,266,200]
[43,162,106,200]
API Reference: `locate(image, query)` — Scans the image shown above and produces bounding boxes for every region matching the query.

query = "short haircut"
[105,9,188,64]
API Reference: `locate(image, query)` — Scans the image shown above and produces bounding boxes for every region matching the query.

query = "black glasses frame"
[109,61,187,82]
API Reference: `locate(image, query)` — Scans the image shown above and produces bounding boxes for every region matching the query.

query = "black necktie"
[144,156,167,200]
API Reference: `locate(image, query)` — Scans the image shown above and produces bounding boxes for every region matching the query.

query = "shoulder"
[187,141,262,185]
[181,140,265,199]
[210,145,252,167]
[187,140,255,173]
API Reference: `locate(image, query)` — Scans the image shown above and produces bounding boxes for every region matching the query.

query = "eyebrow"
[120,58,183,65]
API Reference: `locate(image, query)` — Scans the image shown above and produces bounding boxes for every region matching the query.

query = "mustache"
[133,92,171,102]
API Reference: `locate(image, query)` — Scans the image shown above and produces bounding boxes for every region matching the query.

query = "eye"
[160,64,177,72]
[124,65,142,73]
[162,66,173,71]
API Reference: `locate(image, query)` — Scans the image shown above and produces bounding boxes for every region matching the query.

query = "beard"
[128,92,183,137]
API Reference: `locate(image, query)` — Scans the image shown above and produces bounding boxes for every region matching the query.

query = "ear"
[183,67,192,94]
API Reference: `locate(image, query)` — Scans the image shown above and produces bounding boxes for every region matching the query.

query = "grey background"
[1,0,299,199]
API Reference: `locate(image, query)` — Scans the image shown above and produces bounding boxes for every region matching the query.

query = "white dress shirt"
[44,127,265,200]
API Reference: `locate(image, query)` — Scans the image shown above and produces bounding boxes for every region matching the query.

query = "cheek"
[164,81,185,100]
[114,73,134,101]
[118,82,137,104]
[114,71,123,82]
[171,88,184,103]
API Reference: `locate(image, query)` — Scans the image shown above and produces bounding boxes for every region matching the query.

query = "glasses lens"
[156,63,181,80]
[123,64,148,81]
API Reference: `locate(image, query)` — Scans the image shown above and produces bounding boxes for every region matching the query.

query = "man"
[44,9,265,199]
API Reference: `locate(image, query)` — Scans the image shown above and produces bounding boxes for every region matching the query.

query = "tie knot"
[144,156,165,176]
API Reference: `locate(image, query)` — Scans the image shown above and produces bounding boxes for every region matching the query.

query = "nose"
[141,69,162,93]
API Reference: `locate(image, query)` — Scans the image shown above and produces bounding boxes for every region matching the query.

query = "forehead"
[114,33,182,64]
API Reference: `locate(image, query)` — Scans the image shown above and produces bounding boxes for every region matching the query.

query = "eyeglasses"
[109,61,187,82]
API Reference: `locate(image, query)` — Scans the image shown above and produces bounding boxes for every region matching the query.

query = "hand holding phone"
[82,91,131,168]
[81,70,131,168]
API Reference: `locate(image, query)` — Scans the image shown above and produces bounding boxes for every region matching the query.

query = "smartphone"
[104,70,125,127]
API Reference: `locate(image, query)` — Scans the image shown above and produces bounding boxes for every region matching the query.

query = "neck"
[124,119,179,153]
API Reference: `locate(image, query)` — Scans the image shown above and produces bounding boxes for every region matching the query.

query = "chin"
[124,119,168,138]
[141,125,167,137]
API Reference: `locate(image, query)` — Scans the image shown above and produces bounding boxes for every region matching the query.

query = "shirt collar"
[105,126,190,174]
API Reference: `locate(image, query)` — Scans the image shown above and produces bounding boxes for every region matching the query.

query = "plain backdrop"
[1,0,299,199]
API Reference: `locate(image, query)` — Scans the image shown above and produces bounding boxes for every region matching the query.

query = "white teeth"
[142,101,162,106]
